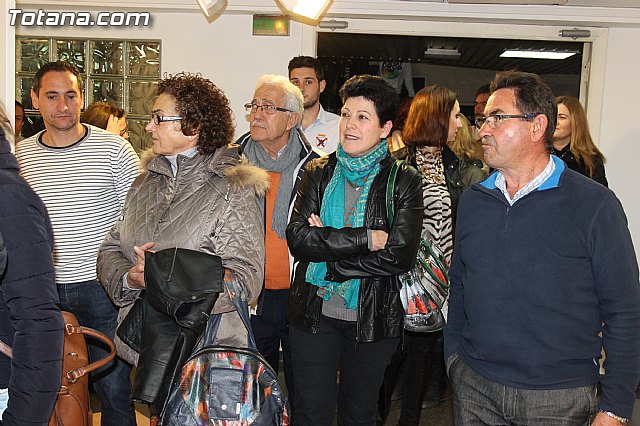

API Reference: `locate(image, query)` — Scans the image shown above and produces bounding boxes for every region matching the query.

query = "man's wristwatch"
[599,410,629,424]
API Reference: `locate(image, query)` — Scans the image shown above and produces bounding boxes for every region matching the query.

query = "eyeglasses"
[475,113,539,130]
[244,102,291,115]
[151,113,182,125]
[119,126,129,137]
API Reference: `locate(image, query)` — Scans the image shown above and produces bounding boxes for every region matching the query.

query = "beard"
[304,94,320,110]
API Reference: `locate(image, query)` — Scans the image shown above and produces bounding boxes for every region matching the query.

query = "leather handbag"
[0,310,116,426]
[160,271,290,425]
[386,159,450,333]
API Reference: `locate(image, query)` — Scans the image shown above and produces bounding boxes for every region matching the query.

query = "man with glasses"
[288,56,340,154]
[445,71,640,426]
[15,61,140,426]
[236,74,321,416]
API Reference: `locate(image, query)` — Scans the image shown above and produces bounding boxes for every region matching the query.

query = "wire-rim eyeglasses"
[475,113,540,130]
[244,102,291,114]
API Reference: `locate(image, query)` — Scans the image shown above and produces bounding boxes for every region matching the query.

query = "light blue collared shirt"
[495,156,555,205]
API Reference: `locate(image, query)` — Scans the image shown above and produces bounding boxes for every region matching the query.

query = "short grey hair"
[255,74,303,126]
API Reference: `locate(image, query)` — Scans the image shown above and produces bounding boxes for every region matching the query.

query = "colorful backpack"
[160,274,290,425]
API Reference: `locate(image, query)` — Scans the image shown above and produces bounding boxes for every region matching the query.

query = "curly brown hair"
[158,73,234,155]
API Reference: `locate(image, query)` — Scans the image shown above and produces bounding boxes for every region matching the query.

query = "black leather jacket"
[286,154,423,342]
[550,144,608,187]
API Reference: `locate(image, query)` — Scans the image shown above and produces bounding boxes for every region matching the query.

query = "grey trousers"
[448,354,598,426]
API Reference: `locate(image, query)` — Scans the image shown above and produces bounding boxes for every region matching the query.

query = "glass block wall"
[16,37,161,153]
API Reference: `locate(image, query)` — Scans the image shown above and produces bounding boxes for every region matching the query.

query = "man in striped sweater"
[15,61,140,426]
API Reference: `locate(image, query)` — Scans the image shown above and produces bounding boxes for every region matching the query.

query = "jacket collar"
[238,127,324,160]
[480,154,566,192]
[146,144,242,178]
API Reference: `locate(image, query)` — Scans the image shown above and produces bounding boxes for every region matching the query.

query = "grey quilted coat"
[97,144,269,364]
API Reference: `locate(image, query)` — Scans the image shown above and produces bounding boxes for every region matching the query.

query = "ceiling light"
[448,0,567,4]
[196,0,227,16]
[277,0,333,21]
[500,49,577,59]
[425,48,461,59]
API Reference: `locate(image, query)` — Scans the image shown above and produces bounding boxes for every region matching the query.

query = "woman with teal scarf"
[287,75,424,425]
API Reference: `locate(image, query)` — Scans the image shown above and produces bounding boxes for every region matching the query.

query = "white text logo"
[8,9,151,27]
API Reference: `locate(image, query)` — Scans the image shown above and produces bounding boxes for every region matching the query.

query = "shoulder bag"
[0,310,116,426]
[386,159,450,333]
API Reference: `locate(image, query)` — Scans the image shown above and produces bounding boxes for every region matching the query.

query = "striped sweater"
[15,124,140,284]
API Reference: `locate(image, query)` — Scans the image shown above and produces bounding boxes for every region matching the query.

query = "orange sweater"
[264,172,290,290]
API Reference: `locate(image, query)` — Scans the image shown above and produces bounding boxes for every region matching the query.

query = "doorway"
[316,32,586,120]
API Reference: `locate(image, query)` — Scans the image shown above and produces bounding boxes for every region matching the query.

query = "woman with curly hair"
[552,95,607,186]
[97,73,270,414]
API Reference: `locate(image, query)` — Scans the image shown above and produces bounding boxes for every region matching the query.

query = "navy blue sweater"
[444,156,640,418]
[0,130,63,425]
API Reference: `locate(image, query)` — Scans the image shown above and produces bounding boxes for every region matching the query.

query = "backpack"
[160,274,290,425]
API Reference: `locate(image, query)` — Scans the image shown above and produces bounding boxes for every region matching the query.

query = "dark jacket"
[550,144,608,187]
[286,154,424,342]
[131,249,224,409]
[0,128,63,425]
[445,157,640,419]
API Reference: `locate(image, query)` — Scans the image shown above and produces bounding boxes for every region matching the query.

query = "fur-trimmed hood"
[225,156,270,198]
[139,144,270,198]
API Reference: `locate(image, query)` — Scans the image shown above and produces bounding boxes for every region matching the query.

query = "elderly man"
[288,56,339,154]
[236,74,321,413]
[445,71,640,425]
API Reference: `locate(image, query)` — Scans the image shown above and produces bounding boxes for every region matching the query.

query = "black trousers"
[250,289,295,407]
[398,330,443,426]
[290,315,399,426]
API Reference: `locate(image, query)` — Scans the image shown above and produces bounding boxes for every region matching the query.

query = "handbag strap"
[200,270,257,350]
[386,159,403,227]
[0,311,116,384]
[63,319,117,383]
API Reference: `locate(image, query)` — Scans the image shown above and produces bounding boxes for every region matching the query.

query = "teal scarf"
[305,139,389,309]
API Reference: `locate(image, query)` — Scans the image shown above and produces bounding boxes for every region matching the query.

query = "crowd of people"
[0,55,637,426]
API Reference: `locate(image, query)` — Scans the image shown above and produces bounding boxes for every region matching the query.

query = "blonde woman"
[448,114,488,184]
[552,95,607,186]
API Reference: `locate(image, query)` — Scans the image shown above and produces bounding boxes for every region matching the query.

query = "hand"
[370,230,388,251]
[591,412,627,426]
[308,213,323,227]
[127,242,155,289]
[106,114,122,135]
